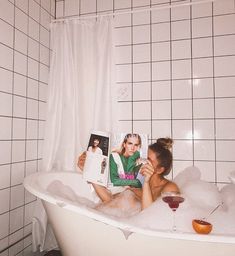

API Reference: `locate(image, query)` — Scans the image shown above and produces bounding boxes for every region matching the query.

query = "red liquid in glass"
[162,196,184,211]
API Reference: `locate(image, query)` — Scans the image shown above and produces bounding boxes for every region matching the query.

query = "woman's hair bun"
[156,137,173,150]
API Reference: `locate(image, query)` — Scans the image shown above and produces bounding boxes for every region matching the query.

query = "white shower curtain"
[43,16,117,172]
[32,17,117,252]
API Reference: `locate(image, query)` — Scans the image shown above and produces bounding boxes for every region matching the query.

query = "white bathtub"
[24,171,235,256]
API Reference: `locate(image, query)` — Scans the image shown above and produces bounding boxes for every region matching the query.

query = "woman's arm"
[139,162,155,209]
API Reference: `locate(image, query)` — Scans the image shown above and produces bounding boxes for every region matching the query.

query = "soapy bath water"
[47,167,235,235]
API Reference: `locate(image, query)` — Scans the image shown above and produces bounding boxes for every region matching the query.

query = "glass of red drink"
[161,191,185,231]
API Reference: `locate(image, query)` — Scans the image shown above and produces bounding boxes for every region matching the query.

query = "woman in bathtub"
[78,137,179,212]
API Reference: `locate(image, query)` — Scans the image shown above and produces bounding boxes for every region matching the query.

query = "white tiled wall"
[56,0,235,186]
[0,0,55,255]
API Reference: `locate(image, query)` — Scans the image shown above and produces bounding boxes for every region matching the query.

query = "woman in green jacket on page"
[109,133,142,188]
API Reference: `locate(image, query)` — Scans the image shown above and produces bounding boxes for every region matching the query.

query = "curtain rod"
[51,0,218,23]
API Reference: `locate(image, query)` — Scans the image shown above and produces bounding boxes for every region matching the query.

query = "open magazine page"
[108,133,148,188]
[83,131,110,186]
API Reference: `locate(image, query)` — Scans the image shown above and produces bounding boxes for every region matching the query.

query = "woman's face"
[123,137,140,157]
[93,139,100,147]
[147,149,163,174]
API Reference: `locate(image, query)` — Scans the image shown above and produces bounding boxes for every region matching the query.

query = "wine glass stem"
[172,211,176,232]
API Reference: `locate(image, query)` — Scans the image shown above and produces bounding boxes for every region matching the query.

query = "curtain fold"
[33,17,117,252]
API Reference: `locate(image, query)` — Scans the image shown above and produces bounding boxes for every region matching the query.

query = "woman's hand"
[77,151,86,171]
[140,161,154,183]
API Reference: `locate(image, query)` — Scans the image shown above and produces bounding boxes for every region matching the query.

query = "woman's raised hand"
[77,151,86,171]
[140,161,154,183]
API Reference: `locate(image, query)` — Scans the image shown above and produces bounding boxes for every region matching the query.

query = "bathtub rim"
[24,171,235,245]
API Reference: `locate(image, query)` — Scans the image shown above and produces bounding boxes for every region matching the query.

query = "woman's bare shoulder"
[162,181,180,193]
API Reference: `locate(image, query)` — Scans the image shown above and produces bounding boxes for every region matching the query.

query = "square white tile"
[133,82,151,101]
[14,73,27,97]
[0,44,13,70]
[117,83,132,101]
[15,29,28,55]
[193,119,215,139]
[152,61,170,80]
[0,0,14,25]
[14,51,27,76]
[173,140,193,161]
[13,96,26,118]
[152,120,171,139]
[39,82,48,102]
[193,58,213,78]
[10,185,24,209]
[0,19,14,47]
[171,20,190,40]
[133,101,151,120]
[133,120,151,136]
[152,100,171,119]
[114,0,131,9]
[192,2,212,18]
[0,68,12,93]
[152,41,170,61]
[40,44,50,66]
[192,17,212,38]
[0,92,12,116]
[0,188,10,214]
[28,58,39,80]
[27,120,38,140]
[28,78,39,100]
[26,140,38,160]
[172,59,191,80]
[172,99,192,119]
[80,0,96,13]
[214,13,235,33]
[216,119,235,139]
[114,27,131,45]
[214,56,235,77]
[171,5,190,21]
[40,64,49,84]
[151,7,170,23]
[133,25,150,44]
[12,118,26,140]
[28,38,40,61]
[172,39,191,60]
[12,140,26,163]
[40,26,50,48]
[115,45,131,64]
[24,201,36,225]
[214,35,235,56]
[133,63,151,82]
[9,207,24,233]
[0,165,10,189]
[172,120,192,140]
[192,78,213,98]
[192,37,213,58]
[152,81,171,100]
[193,99,214,119]
[0,212,9,239]
[11,162,25,186]
[133,44,151,63]
[216,140,235,161]
[172,79,192,99]
[152,22,170,42]
[133,10,150,25]
[29,0,40,22]
[114,13,131,27]
[15,8,28,34]
[0,117,11,140]
[215,98,235,118]
[215,77,235,97]
[97,0,113,12]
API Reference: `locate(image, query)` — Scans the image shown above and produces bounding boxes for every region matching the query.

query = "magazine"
[82,131,148,187]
